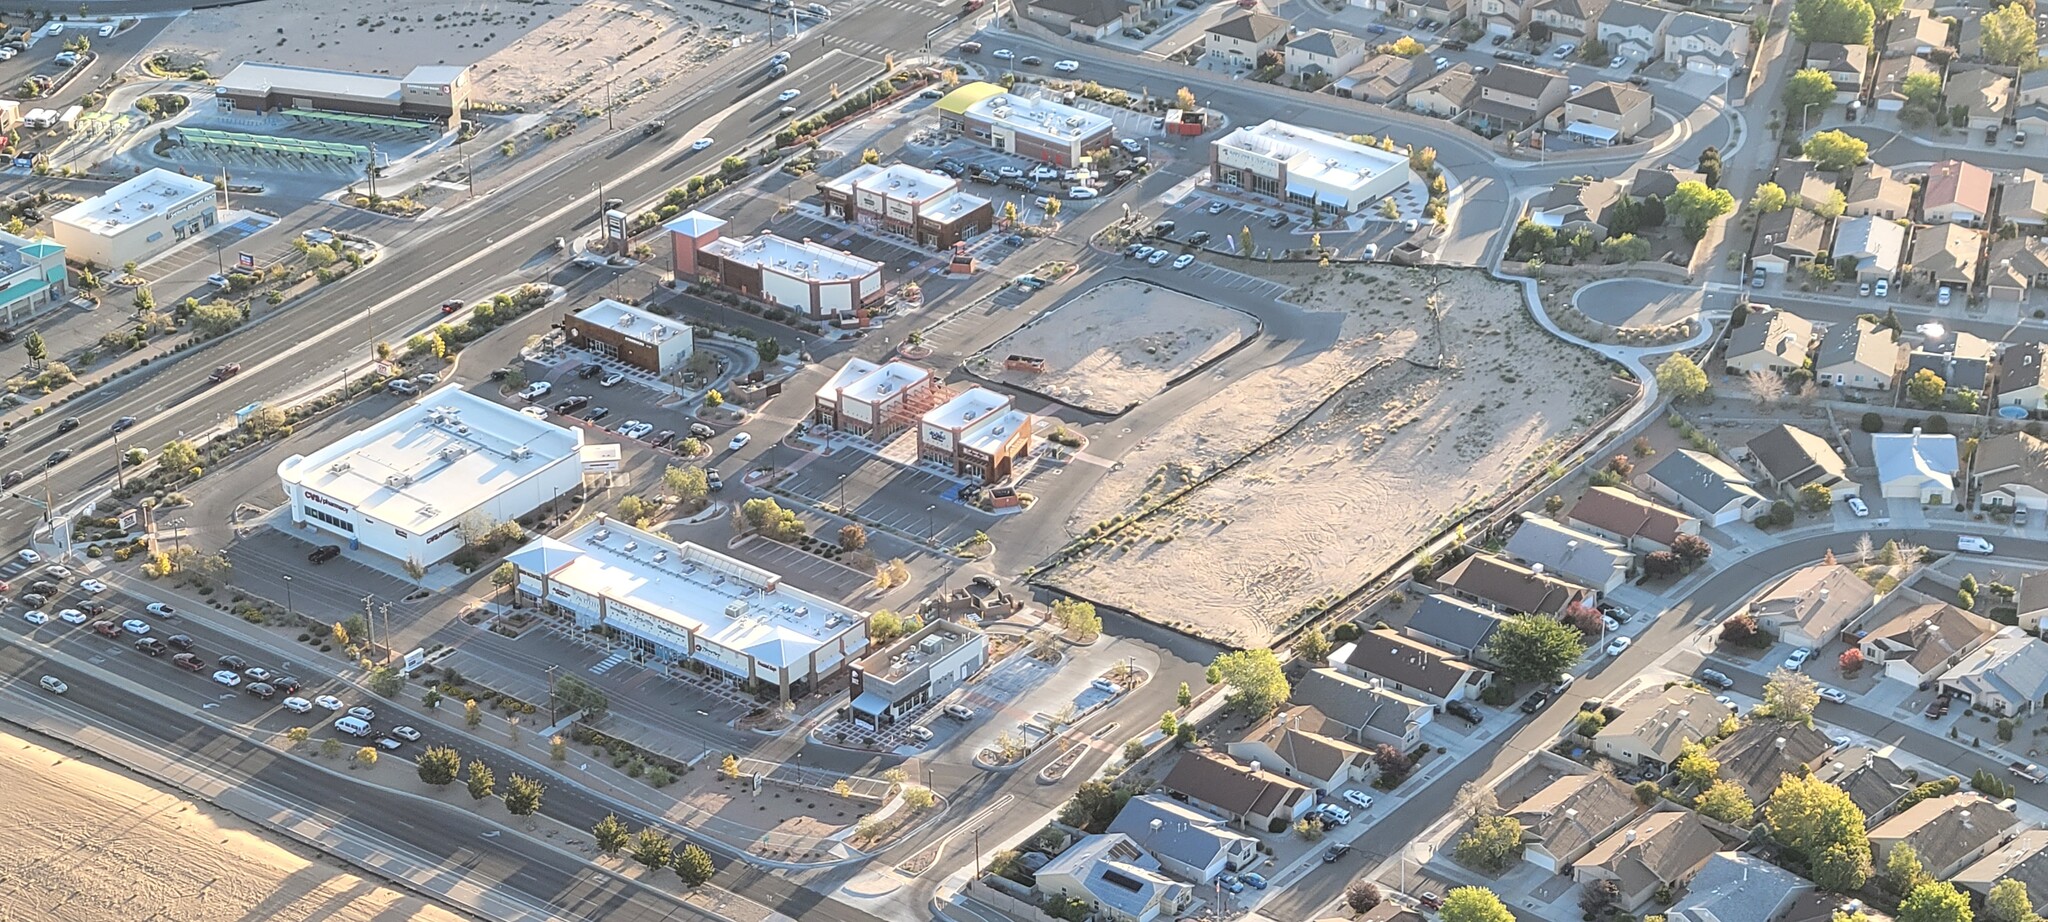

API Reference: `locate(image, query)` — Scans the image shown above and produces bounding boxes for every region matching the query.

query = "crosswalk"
[589,652,629,675]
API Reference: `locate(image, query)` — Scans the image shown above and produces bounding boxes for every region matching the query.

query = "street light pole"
[283,575,293,621]
[1802,101,1821,134]
[925,504,937,544]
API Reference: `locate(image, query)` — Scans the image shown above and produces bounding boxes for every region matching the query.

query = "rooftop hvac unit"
[920,636,943,655]
[653,550,668,562]
[419,505,437,517]
[624,541,639,552]
[724,599,750,619]
[328,461,352,473]
[457,425,470,435]
[510,447,532,460]
[594,527,611,541]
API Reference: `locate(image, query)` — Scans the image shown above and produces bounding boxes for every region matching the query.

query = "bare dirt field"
[1047,264,1620,647]
[148,0,769,110]
[0,728,472,922]
[976,278,1257,414]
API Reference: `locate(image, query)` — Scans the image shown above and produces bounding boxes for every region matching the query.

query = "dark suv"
[165,633,195,651]
[1520,690,1550,714]
[1445,700,1483,724]
[217,654,249,672]
[1698,668,1735,690]
[308,545,342,564]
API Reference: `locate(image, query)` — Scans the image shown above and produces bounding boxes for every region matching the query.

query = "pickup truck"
[209,362,241,383]
[2011,762,2047,784]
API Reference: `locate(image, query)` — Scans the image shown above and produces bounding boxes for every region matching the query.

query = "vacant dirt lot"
[1049,264,1618,647]
[0,728,471,922]
[977,278,1257,414]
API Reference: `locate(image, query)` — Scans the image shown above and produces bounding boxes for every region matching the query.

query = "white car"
[1206,200,1230,215]
[46,566,71,580]
[211,670,242,687]
[1147,249,1169,265]
[57,609,85,624]
[16,549,39,564]
[79,579,106,593]
[120,619,151,635]
[1818,687,1849,704]
[691,138,715,151]
[1715,695,1740,711]
[1030,165,1060,180]
[1341,789,1375,810]
[0,48,14,60]
[600,372,626,387]
[347,706,377,722]
[1958,535,1996,555]
[315,695,345,711]
[390,725,422,742]
[1875,278,1889,298]
[22,610,48,625]
[729,432,753,450]
[1602,615,1621,633]
[243,666,272,682]
[777,88,802,102]
[1067,186,1098,199]
[521,406,548,419]
[1846,496,1869,517]
[908,725,934,742]
[1606,636,1632,656]
[1938,285,1953,306]
[416,373,440,386]
[996,165,1024,179]
[145,603,175,617]
[1784,647,1813,670]
[1053,59,1079,72]
[1120,138,1144,155]
[992,48,1014,60]
[1553,42,1576,57]
[520,381,553,400]
[1172,254,1196,269]
[282,696,313,714]
[1132,245,1155,260]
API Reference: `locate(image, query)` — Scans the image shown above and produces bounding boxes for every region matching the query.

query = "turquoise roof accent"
[0,275,49,305]
[20,241,61,259]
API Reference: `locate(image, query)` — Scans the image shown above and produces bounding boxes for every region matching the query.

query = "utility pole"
[367,144,381,201]
[545,663,560,725]
[111,432,123,490]
[361,593,376,651]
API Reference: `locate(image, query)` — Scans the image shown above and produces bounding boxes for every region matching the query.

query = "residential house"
[1749,206,1831,277]
[1945,67,2013,132]
[1159,750,1316,831]
[1107,795,1260,885]
[1664,12,1747,75]
[1938,626,2048,716]
[1905,330,1993,393]
[1747,564,1878,649]
[2018,101,2048,141]
[1598,0,1674,63]
[1955,829,2048,910]
[1999,170,2048,229]
[1921,159,1995,225]
[1832,215,1907,285]
[1035,833,1194,922]
[1665,852,1814,922]
[1592,686,1727,769]
[1335,54,1419,103]
[1997,341,2048,414]
[1204,13,1293,68]
[1411,0,1469,23]
[1812,745,1916,824]
[1285,29,1369,80]
[1471,0,1533,36]
[1710,721,1837,804]
[2024,68,2048,107]
[1868,793,2022,879]
[1855,592,1999,686]
[1528,0,1612,39]
[1504,513,1632,593]
[1290,668,1432,749]
[1356,904,1433,922]
[1469,63,1570,133]
[1572,812,1722,911]
[1742,424,1856,497]
[2021,571,2048,633]
[1872,54,1938,112]
[1886,9,1949,57]
[1843,161,1913,219]
[1507,773,1641,872]
[1566,485,1702,553]
[1023,0,1129,40]
[1775,159,1841,211]
[1725,307,1814,377]
[1973,432,2048,515]
[1435,552,1590,616]
[1805,42,1871,99]
[1815,317,1901,390]
[1644,449,1767,526]
[1626,163,1705,201]
[1404,593,1513,661]
[1408,63,1482,119]
[1331,629,1492,705]
[1228,708,1373,793]
[1872,429,1960,503]
[1908,223,1985,296]
[1527,178,1626,237]
[1556,82,1654,143]
[1988,236,2048,303]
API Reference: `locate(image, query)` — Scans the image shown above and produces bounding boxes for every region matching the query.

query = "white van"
[333,716,373,737]
[943,703,975,721]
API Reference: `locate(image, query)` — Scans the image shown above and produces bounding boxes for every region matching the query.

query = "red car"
[440,299,463,314]
[91,620,121,638]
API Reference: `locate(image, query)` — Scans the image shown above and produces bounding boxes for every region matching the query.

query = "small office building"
[812,357,942,439]
[215,61,471,127]
[919,386,1034,483]
[847,619,989,729]
[52,168,218,268]
[666,211,884,319]
[562,298,694,375]
[934,83,1117,168]
[817,163,993,248]
[0,229,67,325]
[1209,119,1410,215]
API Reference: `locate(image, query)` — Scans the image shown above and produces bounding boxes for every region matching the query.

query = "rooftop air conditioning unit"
[510,447,532,460]
[920,636,943,655]
[594,527,611,540]
[329,461,352,473]
[624,541,639,552]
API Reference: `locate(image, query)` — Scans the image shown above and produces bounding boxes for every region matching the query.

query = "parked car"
[1520,690,1550,713]
[309,544,342,564]
[1444,699,1483,723]
[1846,496,1869,517]
[1818,687,1849,704]
[1606,636,1631,656]
[1699,668,1734,689]
[1783,647,1813,670]
[1323,843,1352,862]
[1926,695,1953,718]
[1958,535,1996,554]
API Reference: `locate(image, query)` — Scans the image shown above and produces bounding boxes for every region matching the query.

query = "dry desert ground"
[1049,264,1619,646]
[977,278,1258,414]
[0,728,473,922]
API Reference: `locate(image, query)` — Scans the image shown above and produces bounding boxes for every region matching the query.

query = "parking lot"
[776,448,992,549]
[1154,188,1433,261]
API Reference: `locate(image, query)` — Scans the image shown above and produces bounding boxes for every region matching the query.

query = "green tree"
[1669,179,1737,241]
[1294,628,1334,665]
[1656,354,1710,402]
[466,760,496,800]
[1750,182,1789,214]
[1052,598,1102,643]
[1792,0,1876,43]
[1814,188,1848,220]
[1676,739,1722,788]
[503,773,545,816]
[1902,72,1944,112]
[1886,842,1934,897]
[1869,0,1903,18]
[1782,70,1839,121]
[1986,879,2039,922]
[367,665,404,697]
[464,698,483,728]
[1441,886,1517,922]
[868,609,907,644]
[1481,614,1587,684]
[417,745,461,786]
[1762,667,1821,725]
[1453,815,1526,872]
[1984,1,2039,66]
[1696,780,1756,823]
[592,813,630,855]
[160,439,199,472]
[1207,649,1290,715]
[23,330,45,363]
[1803,129,1870,171]
[837,523,868,552]
[662,465,710,506]
[1814,838,1875,892]
[1800,482,1835,512]
[1765,773,1871,869]
[756,336,782,363]
[672,843,716,887]
[1908,368,1947,406]
[1177,682,1192,708]
[1899,882,1975,922]
[1697,146,1724,188]
[552,674,611,723]
[631,828,673,869]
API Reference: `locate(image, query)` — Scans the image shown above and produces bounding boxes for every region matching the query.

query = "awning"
[850,691,891,717]
[0,275,49,306]
[1564,121,1619,144]
[1285,182,1347,209]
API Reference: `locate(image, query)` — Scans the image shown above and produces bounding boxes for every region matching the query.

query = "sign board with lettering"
[402,647,426,675]
[581,443,623,474]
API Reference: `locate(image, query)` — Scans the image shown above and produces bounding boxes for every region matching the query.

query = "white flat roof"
[966,92,1115,145]
[278,389,583,535]
[509,518,865,670]
[841,361,932,406]
[923,189,992,222]
[1216,119,1409,195]
[54,168,215,235]
[960,407,1030,455]
[924,386,1011,431]
[572,298,689,346]
[218,61,469,103]
[817,358,882,402]
[701,232,879,282]
[825,163,957,204]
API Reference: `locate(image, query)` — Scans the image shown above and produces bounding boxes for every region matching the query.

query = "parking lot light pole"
[282,575,293,621]
[925,504,936,544]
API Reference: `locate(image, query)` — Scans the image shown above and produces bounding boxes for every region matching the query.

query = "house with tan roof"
[1204,12,1293,68]
[1023,0,1130,39]
[1664,11,1746,75]
[1921,159,1994,225]
[2020,571,2048,633]
[1160,750,1315,831]
[1285,29,1369,79]
[1528,0,1611,37]
[1572,811,1722,911]
[1435,552,1590,615]
[1843,161,1913,219]
[1805,42,1871,98]
[2001,169,2048,230]
[1908,223,1985,296]
[1816,317,1900,391]
[1469,63,1570,133]
[1886,9,1949,57]
[1813,745,1917,823]
[1726,308,1814,376]
[1592,685,1726,769]
[1504,513,1632,593]
[1856,591,2000,686]
[1408,63,1481,119]
[1597,0,1672,61]
[1228,707,1374,792]
[1472,0,1535,37]
[1528,178,1627,237]
[1988,237,2048,303]
[1555,82,1654,143]
[1508,773,1642,872]
[1742,424,1856,497]
[1775,159,1841,212]
[1747,563,1877,649]
[1973,432,2048,515]
[1869,793,2021,878]
[1945,68,2013,132]
[1710,721,1836,804]
[1335,54,1420,103]
[1750,206,1832,277]
[1290,667,1431,748]
[1872,54,1938,112]
[1997,341,2048,414]
[1333,629,1492,705]
[1955,829,2048,909]
[1566,486,1701,552]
